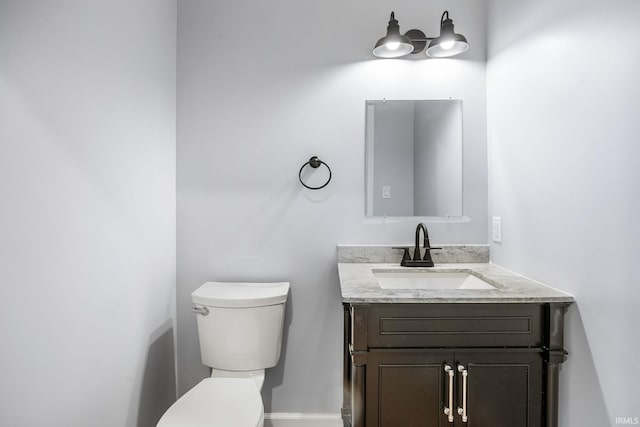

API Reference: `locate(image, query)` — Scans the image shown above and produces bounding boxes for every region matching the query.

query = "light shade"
[373,12,414,58]
[426,11,469,58]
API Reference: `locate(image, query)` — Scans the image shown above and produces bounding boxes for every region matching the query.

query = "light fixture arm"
[406,34,434,43]
[402,30,434,54]
[392,10,452,55]
[441,10,449,25]
[405,10,451,50]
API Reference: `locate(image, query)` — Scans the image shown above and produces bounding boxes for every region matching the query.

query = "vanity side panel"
[544,303,570,427]
[342,304,352,426]
[349,304,369,427]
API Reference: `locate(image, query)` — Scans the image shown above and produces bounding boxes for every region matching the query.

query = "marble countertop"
[338,263,575,304]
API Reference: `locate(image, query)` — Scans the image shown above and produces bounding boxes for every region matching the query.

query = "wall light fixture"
[373,11,469,59]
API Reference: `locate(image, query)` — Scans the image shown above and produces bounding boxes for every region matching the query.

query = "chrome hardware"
[191,306,209,316]
[444,364,454,422]
[457,365,468,422]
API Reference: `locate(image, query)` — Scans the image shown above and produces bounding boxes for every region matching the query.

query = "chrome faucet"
[394,223,441,267]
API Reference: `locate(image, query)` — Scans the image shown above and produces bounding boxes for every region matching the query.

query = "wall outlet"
[382,185,391,199]
[492,217,502,243]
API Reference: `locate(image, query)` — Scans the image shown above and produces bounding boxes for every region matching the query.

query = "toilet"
[157,281,290,427]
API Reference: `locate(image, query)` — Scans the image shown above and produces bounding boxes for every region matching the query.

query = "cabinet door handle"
[444,364,455,423]
[457,365,468,422]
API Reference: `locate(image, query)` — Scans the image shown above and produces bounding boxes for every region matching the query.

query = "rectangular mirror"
[365,99,463,218]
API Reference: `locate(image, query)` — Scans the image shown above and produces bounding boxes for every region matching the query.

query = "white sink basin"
[373,270,496,290]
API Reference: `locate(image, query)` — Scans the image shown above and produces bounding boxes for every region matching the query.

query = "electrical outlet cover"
[382,186,391,199]
[492,217,502,243]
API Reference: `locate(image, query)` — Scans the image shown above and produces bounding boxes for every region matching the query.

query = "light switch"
[382,186,391,199]
[492,217,502,243]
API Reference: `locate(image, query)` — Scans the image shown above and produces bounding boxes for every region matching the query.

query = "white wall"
[177,0,487,413]
[0,2,176,426]
[487,0,640,424]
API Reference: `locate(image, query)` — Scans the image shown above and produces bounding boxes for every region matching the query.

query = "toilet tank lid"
[192,282,290,308]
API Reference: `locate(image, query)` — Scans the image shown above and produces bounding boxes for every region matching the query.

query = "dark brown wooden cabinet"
[455,350,543,427]
[342,303,569,427]
[366,350,452,427]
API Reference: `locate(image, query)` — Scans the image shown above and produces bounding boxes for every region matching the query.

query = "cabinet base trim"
[265,413,342,420]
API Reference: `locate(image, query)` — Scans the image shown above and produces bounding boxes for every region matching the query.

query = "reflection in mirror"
[365,100,463,217]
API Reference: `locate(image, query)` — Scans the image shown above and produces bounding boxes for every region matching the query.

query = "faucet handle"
[423,246,441,261]
[392,247,412,262]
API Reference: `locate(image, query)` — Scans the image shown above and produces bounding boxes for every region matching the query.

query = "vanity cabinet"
[342,303,569,427]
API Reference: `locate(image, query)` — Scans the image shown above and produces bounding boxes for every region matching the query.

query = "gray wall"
[414,101,463,216]
[177,0,488,413]
[372,101,415,216]
[487,0,640,425]
[0,1,177,426]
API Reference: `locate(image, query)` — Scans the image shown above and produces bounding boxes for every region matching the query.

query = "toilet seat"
[156,378,263,427]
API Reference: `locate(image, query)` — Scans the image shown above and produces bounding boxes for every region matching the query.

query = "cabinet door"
[366,350,454,427]
[456,351,543,427]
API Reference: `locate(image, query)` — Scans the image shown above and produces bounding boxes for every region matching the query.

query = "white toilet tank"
[191,282,289,371]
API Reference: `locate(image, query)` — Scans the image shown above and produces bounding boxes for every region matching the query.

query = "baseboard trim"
[264,413,342,420]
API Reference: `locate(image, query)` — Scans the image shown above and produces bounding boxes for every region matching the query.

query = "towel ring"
[298,156,332,190]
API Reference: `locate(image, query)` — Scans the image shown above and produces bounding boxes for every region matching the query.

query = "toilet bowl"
[156,377,264,427]
[157,281,289,427]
